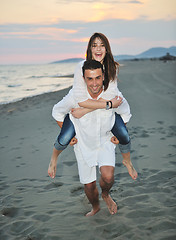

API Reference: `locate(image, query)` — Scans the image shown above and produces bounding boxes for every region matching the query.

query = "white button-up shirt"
[52,89,116,167]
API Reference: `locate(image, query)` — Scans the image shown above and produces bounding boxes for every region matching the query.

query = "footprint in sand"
[70,186,84,196]
[63,161,75,166]
[44,182,63,190]
[1,207,20,218]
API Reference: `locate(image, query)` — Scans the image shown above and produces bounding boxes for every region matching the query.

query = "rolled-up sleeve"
[52,89,75,122]
[103,80,132,123]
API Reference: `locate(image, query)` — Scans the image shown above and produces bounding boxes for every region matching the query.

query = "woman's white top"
[71,60,132,123]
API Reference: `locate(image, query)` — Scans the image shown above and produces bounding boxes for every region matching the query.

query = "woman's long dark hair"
[86,32,119,91]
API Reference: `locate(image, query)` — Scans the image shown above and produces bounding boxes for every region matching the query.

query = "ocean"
[0,62,79,105]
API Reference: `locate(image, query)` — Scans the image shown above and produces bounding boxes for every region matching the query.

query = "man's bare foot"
[102,194,117,215]
[122,160,138,180]
[48,159,57,179]
[85,207,100,217]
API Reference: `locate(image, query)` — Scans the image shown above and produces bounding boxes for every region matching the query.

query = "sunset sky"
[0,0,176,64]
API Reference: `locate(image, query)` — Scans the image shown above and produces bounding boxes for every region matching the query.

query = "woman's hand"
[111,96,123,108]
[71,108,93,119]
[71,108,86,119]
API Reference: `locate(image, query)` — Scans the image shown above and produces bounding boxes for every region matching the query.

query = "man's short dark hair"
[82,60,104,77]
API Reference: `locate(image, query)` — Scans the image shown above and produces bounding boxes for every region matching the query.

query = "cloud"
[128,0,143,3]
[0,0,175,64]
[1,0,175,26]
[1,18,175,42]
[0,26,78,41]
[1,18,175,45]
[56,0,143,3]
[0,17,175,64]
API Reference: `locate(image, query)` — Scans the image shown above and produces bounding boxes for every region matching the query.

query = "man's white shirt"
[52,89,117,167]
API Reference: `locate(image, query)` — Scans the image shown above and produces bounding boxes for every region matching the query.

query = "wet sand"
[0,60,176,240]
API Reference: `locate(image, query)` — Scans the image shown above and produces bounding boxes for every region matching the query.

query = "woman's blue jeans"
[54,113,131,153]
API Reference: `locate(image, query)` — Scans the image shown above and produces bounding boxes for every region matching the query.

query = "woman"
[48,33,138,180]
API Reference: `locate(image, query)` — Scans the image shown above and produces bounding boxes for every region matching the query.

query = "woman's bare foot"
[48,148,62,179]
[102,194,117,215]
[48,159,57,179]
[122,160,138,180]
[85,207,100,217]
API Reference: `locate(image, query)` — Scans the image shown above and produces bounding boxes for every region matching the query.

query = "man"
[49,60,127,216]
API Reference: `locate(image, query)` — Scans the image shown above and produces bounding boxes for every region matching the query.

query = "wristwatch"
[106,101,112,110]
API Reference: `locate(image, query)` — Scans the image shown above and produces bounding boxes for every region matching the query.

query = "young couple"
[48,33,138,216]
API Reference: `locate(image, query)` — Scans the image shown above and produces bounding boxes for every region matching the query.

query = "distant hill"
[115,46,176,61]
[136,46,176,58]
[50,46,176,63]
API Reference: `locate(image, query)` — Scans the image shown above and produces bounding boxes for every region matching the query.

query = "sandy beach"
[0,60,176,240]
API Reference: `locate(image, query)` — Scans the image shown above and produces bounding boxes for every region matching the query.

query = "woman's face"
[91,37,106,63]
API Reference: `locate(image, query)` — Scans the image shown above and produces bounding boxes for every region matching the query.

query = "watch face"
[106,101,110,110]
[109,100,112,109]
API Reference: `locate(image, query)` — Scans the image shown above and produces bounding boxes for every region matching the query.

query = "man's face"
[84,68,104,98]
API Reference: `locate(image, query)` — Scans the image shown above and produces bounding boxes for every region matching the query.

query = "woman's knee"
[57,134,70,146]
[111,113,130,145]
[119,131,130,145]
[57,114,76,146]
[54,140,67,151]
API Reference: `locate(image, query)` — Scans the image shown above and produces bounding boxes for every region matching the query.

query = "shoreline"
[0,83,73,107]
[0,86,72,113]
[1,59,175,106]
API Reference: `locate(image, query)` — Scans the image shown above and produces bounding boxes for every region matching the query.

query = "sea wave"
[0,62,76,105]
[7,84,22,88]
[30,74,74,79]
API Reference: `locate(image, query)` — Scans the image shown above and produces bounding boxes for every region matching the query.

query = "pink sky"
[0,0,176,64]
